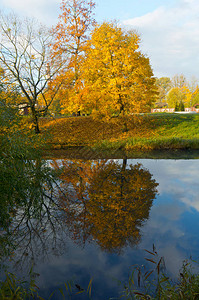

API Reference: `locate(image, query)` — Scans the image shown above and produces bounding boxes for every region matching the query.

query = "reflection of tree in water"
[0,158,67,269]
[1,156,159,269]
[53,159,159,253]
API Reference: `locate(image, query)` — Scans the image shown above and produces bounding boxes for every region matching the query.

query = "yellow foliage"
[181,86,192,107]
[51,0,96,115]
[81,22,157,117]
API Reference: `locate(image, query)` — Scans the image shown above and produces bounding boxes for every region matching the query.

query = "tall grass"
[120,245,199,299]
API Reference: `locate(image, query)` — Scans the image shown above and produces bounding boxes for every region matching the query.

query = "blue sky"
[0,0,198,80]
[95,0,175,21]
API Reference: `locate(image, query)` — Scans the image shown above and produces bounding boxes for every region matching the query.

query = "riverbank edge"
[42,145,199,160]
[46,136,199,151]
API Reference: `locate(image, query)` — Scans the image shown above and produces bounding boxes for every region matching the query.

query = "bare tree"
[0,13,66,133]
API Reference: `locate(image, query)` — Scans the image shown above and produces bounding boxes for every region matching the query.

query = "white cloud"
[122,0,199,79]
[1,0,60,25]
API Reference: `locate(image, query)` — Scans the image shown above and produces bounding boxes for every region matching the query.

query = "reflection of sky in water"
[1,159,199,299]
[128,159,199,277]
[35,159,199,299]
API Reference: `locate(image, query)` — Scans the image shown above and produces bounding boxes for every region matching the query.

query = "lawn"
[39,113,199,151]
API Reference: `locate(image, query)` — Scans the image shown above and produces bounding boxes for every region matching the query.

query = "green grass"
[39,113,199,152]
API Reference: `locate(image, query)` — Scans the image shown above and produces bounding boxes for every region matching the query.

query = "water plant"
[120,245,199,300]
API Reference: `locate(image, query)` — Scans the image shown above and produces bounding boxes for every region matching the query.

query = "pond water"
[1,158,199,299]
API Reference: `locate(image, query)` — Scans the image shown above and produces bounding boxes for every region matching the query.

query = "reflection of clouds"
[123,159,199,275]
[181,195,199,211]
[127,159,199,212]
[159,246,186,277]
[36,242,133,299]
[141,201,185,243]
[149,201,185,222]
[140,209,188,276]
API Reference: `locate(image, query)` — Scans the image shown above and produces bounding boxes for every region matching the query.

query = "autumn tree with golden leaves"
[81,22,157,122]
[51,0,96,115]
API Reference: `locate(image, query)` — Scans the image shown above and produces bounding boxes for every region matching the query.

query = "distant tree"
[191,87,199,107]
[51,0,96,115]
[81,22,157,125]
[0,13,65,133]
[166,87,185,109]
[174,102,179,112]
[165,75,199,109]
[171,74,187,88]
[175,100,184,111]
[188,76,199,93]
[156,77,171,102]
[181,86,192,108]
[178,100,185,111]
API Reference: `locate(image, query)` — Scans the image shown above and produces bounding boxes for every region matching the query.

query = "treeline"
[0,0,198,133]
[0,0,157,133]
[155,74,199,110]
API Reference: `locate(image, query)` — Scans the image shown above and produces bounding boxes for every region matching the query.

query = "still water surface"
[1,158,199,299]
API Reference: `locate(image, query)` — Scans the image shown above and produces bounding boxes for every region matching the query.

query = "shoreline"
[42,146,199,160]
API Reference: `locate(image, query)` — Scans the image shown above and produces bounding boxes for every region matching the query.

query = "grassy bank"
[39,113,199,152]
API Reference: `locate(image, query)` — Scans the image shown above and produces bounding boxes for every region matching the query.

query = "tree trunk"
[122,157,127,172]
[31,105,40,134]
[119,100,128,132]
